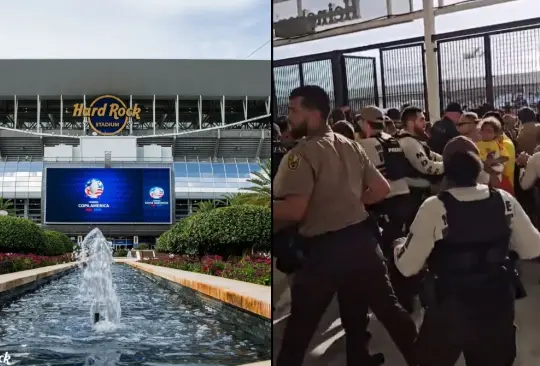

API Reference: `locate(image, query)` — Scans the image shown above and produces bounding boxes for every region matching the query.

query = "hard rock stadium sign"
[72,95,141,136]
[273,0,360,27]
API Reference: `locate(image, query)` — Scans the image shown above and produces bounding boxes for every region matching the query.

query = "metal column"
[175,95,179,133]
[198,95,203,130]
[243,96,248,121]
[60,95,63,135]
[152,95,156,135]
[36,95,41,133]
[220,95,226,126]
[83,95,87,133]
[14,95,18,129]
[129,95,133,135]
[423,0,440,119]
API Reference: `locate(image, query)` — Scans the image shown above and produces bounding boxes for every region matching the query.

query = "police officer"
[394,136,540,366]
[358,106,417,312]
[274,85,417,366]
[397,106,444,227]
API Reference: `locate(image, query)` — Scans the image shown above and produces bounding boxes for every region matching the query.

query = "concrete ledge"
[0,263,77,307]
[124,261,270,319]
[238,362,271,366]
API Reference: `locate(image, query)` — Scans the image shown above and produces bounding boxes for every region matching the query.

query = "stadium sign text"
[72,95,141,136]
[273,0,359,27]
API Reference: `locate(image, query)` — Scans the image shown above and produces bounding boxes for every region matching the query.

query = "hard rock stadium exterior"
[0,59,271,246]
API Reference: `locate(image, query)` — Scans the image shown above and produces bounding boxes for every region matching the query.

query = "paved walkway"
[273,261,540,366]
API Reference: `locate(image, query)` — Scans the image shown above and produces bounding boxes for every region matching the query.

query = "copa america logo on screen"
[149,186,164,200]
[85,179,104,199]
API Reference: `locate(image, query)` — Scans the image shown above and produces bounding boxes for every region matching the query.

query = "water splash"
[76,228,121,327]
[127,249,133,259]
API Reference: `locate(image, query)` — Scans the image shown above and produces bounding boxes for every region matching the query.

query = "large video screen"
[44,168,173,224]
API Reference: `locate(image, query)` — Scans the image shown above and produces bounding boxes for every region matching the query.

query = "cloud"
[0,0,270,59]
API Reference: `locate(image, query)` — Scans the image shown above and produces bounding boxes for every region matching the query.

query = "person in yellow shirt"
[476,117,514,195]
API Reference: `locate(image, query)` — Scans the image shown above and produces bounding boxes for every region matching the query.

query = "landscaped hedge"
[0,216,74,256]
[0,216,47,254]
[158,205,271,257]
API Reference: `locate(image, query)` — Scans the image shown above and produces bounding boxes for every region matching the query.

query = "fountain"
[76,228,121,326]
[127,249,133,259]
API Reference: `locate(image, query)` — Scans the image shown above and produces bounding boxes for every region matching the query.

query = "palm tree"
[0,198,15,216]
[193,200,218,213]
[222,193,247,206]
[239,160,271,207]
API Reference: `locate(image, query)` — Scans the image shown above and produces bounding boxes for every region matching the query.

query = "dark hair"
[400,103,411,111]
[331,121,355,140]
[401,106,423,124]
[386,108,401,121]
[445,152,482,187]
[289,85,331,122]
[272,123,281,141]
[330,108,346,124]
[275,116,289,133]
[518,107,537,124]
[482,111,503,124]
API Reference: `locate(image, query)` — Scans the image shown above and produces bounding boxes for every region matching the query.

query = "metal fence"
[272,17,540,119]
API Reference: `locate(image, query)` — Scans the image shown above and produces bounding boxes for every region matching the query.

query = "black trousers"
[276,221,418,366]
[407,186,431,231]
[415,286,516,366]
[370,194,421,312]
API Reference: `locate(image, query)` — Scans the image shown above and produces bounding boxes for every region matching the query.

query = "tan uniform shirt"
[273,126,379,237]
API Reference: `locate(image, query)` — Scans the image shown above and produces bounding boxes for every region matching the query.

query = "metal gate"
[380,44,427,110]
[343,56,379,112]
[272,57,336,117]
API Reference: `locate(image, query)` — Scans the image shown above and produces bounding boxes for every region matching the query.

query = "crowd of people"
[272,84,540,366]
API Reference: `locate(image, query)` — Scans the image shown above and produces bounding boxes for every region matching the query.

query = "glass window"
[186,163,200,178]
[212,163,226,178]
[237,163,251,178]
[199,163,213,178]
[173,163,188,177]
[224,163,238,179]
[4,163,17,172]
[249,163,261,174]
[0,163,5,173]
[30,162,43,172]
[213,182,228,188]
[17,162,31,172]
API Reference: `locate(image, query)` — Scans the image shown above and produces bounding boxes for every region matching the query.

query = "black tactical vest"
[427,189,511,286]
[397,133,444,184]
[374,133,408,181]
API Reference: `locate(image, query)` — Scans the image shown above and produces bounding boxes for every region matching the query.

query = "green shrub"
[0,216,46,254]
[115,249,128,257]
[182,205,271,257]
[156,218,192,254]
[137,243,149,250]
[42,231,67,256]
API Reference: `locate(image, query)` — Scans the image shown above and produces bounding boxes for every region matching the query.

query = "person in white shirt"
[357,106,417,313]
[394,136,540,366]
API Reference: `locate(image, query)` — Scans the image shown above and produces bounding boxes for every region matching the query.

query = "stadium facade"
[0,59,271,246]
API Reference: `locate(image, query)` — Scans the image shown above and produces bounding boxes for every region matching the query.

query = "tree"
[193,200,218,213]
[0,198,15,216]
[239,159,271,207]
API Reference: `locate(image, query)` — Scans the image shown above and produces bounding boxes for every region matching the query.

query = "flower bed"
[146,254,271,286]
[0,253,73,275]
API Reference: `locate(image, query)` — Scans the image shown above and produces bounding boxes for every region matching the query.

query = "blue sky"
[275,0,540,59]
[0,0,271,59]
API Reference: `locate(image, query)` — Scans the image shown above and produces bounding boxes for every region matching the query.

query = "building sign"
[72,95,141,136]
[273,0,360,28]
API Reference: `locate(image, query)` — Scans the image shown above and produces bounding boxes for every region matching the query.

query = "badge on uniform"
[288,153,300,170]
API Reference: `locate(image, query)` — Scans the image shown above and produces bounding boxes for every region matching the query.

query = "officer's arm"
[503,191,540,259]
[429,150,443,162]
[272,149,315,222]
[519,153,540,190]
[394,197,440,277]
[399,137,444,175]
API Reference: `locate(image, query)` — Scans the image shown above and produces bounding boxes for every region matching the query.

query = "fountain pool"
[0,264,270,365]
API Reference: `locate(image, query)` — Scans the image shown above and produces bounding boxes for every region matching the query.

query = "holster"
[273,226,305,274]
[506,256,527,300]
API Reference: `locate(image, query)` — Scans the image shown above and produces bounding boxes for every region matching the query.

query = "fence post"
[379,49,387,108]
[483,35,494,107]
[331,52,348,107]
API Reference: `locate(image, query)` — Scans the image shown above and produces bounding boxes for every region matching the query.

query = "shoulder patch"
[287,153,300,170]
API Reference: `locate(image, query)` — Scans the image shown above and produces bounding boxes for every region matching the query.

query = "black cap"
[445,102,462,113]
